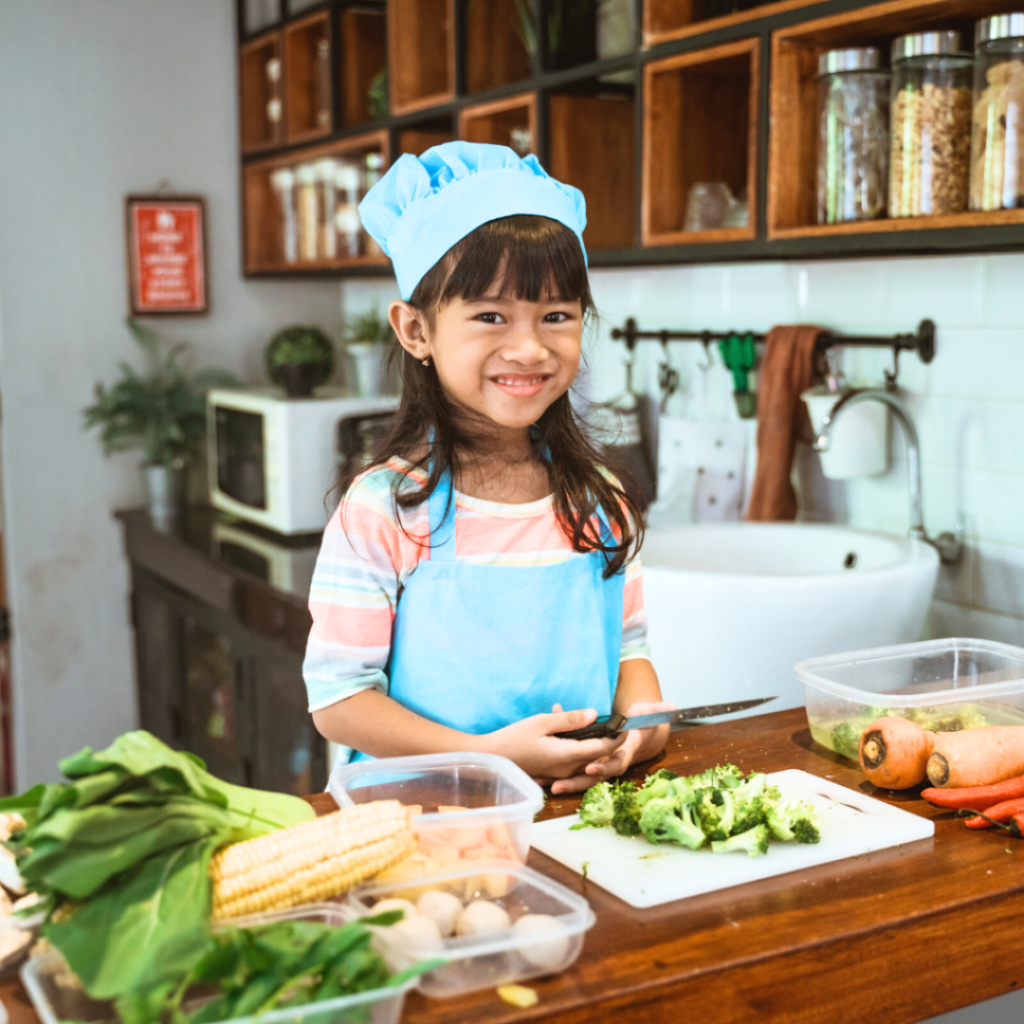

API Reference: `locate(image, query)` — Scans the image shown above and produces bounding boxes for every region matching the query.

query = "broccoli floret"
[712,763,746,789]
[831,720,861,759]
[686,767,721,790]
[711,823,771,857]
[765,798,821,844]
[696,788,736,842]
[572,781,614,829]
[610,780,642,837]
[638,797,706,850]
[727,772,769,833]
[635,769,680,810]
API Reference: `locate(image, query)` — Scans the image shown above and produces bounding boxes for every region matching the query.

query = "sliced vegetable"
[921,775,1024,811]
[858,717,934,789]
[926,727,1024,788]
[963,797,1024,829]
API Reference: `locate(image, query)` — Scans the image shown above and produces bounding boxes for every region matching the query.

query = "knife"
[554,697,777,741]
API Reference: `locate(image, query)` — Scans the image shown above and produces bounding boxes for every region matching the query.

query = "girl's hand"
[549,700,677,795]
[483,707,626,784]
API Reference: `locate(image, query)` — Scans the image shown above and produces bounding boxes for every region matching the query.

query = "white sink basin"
[641,524,939,716]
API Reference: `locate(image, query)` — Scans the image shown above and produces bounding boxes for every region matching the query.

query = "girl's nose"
[503,326,549,363]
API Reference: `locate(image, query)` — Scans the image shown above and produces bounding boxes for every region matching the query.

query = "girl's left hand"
[546,700,677,795]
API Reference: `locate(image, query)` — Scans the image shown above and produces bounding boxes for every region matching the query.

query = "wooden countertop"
[5,708,1024,1024]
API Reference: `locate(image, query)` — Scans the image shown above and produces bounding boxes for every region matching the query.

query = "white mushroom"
[416,890,463,937]
[389,912,443,951]
[512,914,570,969]
[455,899,511,937]
[370,897,417,920]
[0,847,25,895]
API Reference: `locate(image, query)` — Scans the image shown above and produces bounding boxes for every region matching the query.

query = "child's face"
[397,284,584,433]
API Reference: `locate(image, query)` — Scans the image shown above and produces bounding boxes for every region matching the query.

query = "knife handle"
[554,714,626,741]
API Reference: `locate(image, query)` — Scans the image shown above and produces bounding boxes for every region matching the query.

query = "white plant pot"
[348,343,386,397]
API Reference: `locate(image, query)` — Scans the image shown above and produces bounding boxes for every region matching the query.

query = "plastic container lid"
[796,637,1024,705]
[976,13,1024,46]
[892,30,968,62]
[818,46,886,76]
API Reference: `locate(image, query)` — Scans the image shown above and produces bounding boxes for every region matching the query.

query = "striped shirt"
[303,457,651,712]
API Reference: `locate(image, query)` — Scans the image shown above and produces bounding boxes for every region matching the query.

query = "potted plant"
[265,325,336,398]
[84,319,238,529]
[343,307,395,397]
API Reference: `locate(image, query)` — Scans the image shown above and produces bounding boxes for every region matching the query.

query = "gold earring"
[422,357,431,367]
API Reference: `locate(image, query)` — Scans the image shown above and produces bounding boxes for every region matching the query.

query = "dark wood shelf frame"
[642,38,758,247]
[235,0,1024,280]
[458,92,538,154]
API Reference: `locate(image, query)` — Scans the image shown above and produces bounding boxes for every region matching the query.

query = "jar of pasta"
[890,31,973,218]
[817,48,891,224]
[971,14,1024,211]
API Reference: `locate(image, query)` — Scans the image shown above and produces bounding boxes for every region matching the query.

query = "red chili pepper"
[964,809,1024,836]
[965,797,1024,829]
[921,775,1024,811]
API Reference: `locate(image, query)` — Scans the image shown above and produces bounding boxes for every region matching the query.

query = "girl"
[303,142,673,794]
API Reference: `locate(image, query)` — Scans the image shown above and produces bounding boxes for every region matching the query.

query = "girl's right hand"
[483,707,625,784]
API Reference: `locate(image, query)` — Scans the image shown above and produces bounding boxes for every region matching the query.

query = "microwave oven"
[207,388,399,535]
[211,520,320,597]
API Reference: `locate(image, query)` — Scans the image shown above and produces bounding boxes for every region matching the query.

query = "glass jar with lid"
[890,31,973,217]
[817,48,891,224]
[970,14,1024,210]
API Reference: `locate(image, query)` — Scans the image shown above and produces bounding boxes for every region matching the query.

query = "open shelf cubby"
[768,0,1024,239]
[283,11,334,143]
[549,86,636,251]
[465,0,531,95]
[239,31,286,153]
[458,93,537,155]
[644,0,823,47]
[243,130,391,274]
[398,117,456,156]
[642,39,758,247]
[339,6,388,128]
[387,0,455,115]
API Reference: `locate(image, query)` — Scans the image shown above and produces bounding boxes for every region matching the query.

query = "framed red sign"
[125,195,208,315]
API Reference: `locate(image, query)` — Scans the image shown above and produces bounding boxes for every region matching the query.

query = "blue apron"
[349,471,625,761]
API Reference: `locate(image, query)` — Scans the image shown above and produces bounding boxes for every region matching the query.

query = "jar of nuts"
[890,31,973,218]
[970,14,1024,211]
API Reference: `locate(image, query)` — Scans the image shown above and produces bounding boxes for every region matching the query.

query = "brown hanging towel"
[746,325,825,522]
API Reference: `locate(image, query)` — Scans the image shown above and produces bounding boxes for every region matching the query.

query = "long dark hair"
[337,215,644,577]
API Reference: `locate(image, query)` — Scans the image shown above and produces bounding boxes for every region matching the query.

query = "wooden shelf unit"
[767,0,1015,240]
[243,131,391,274]
[387,0,456,115]
[235,0,1024,279]
[284,11,334,143]
[642,39,758,247]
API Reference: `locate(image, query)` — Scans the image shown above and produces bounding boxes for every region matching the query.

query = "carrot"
[964,797,1024,829]
[926,727,1024,788]
[858,717,935,789]
[921,775,1024,811]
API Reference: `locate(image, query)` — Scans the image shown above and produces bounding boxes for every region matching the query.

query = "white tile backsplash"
[586,251,1024,643]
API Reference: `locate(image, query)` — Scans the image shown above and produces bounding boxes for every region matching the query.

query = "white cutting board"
[531,769,934,909]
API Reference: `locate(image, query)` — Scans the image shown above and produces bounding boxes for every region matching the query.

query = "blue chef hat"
[358,141,588,300]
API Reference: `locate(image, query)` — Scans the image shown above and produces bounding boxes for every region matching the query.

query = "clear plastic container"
[970,13,1024,211]
[796,638,1024,760]
[817,47,891,224]
[329,753,544,885]
[348,859,595,997]
[20,905,417,1024]
[889,31,973,217]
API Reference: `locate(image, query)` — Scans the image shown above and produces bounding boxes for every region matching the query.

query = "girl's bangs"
[437,216,591,308]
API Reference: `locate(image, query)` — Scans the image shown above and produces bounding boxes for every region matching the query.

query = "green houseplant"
[265,325,335,398]
[84,319,238,526]
[343,307,395,397]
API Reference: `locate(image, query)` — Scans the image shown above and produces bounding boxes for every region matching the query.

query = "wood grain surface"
[6,708,1024,1024]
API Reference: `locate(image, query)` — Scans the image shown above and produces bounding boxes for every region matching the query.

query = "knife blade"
[554,696,777,741]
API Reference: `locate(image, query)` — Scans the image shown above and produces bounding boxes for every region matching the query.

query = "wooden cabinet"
[121,511,327,796]
[235,0,1024,276]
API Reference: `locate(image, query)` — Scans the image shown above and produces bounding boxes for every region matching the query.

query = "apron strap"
[427,468,457,562]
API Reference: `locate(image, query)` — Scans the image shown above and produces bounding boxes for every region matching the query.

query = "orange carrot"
[858,717,935,789]
[926,727,1024,789]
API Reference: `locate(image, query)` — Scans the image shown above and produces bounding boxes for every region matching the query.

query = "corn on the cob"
[210,800,415,920]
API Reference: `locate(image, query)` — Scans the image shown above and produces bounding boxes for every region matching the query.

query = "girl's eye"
[543,311,572,323]
[475,312,504,324]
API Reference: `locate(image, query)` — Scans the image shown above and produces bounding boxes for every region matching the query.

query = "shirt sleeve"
[621,551,652,664]
[302,472,420,713]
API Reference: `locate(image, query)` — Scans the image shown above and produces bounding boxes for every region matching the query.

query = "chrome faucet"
[813,388,963,565]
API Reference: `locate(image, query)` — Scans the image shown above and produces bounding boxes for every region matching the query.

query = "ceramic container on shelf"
[970,13,1024,211]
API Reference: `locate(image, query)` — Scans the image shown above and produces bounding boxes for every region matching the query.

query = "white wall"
[0,1,344,785]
